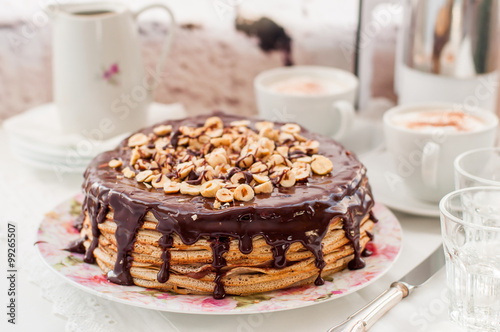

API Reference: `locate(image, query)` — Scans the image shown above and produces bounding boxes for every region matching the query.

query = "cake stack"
[76,112,376,298]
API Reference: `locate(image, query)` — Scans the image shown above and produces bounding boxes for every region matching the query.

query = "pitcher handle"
[331,100,355,140]
[133,4,176,92]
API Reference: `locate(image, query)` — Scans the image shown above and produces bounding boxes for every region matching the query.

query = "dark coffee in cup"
[73,10,115,16]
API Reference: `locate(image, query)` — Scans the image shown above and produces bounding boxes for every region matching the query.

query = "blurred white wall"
[0,0,399,121]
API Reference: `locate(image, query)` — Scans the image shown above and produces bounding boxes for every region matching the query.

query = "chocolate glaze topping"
[79,112,375,298]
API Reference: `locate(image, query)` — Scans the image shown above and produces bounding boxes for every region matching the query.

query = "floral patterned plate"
[36,195,402,314]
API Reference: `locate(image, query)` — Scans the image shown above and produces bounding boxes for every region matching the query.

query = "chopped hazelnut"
[180,183,201,195]
[153,124,172,136]
[230,120,250,127]
[280,123,301,134]
[280,170,296,187]
[233,184,254,201]
[136,170,153,182]
[255,121,274,131]
[164,182,181,194]
[311,155,333,175]
[252,174,270,184]
[128,133,149,147]
[204,116,224,129]
[254,181,273,194]
[122,167,135,179]
[108,159,122,168]
[216,188,233,203]
[200,180,223,198]
[121,115,331,201]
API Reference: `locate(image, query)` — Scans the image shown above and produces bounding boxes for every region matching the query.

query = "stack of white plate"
[3,103,187,173]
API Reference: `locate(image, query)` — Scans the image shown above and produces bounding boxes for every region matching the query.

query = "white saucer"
[359,149,440,218]
[4,102,187,172]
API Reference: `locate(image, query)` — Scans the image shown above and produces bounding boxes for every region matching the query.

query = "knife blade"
[327,244,445,332]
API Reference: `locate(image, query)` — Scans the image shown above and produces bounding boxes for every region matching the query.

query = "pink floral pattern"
[102,63,119,85]
[36,196,402,314]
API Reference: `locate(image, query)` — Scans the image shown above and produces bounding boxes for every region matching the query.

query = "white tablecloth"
[0,128,466,332]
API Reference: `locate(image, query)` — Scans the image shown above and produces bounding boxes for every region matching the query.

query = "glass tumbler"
[455,147,500,189]
[440,187,500,331]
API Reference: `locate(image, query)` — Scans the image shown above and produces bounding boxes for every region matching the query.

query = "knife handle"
[327,282,410,332]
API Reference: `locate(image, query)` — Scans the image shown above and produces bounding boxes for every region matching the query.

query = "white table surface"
[0,128,466,332]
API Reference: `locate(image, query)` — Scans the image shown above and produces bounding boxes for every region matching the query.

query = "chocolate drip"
[106,194,148,285]
[239,234,253,254]
[288,150,307,159]
[170,129,181,148]
[242,172,253,184]
[186,149,202,157]
[344,209,367,270]
[314,251,326,286]
[270,169,287,186]
[209,237,230,299]
[225,167,242,180]
[152,210,179,284]
[362,249,373,257]
[236,154,255,169]
[65,236,87,254]
[300,213,327,286]
[84,185,109,264]
[78,112,375,298]
[157,235,173,283]
[186,170,206,185]
[271,243,290,268]
[363,230,375,257]
[369,211,379,224]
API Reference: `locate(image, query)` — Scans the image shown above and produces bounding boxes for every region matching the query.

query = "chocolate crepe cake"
[73,112,376,299]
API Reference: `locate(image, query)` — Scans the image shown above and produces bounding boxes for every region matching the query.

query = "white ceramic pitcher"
[48,2,175,139]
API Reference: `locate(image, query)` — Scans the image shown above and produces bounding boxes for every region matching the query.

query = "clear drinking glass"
[440,187,500,331]
[455,147,500,189]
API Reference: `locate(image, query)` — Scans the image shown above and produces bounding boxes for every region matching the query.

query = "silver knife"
[327,244,445,332]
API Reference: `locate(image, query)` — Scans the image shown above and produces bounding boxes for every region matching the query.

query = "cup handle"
[421,142,440,188]
[331,100,355,140]
[133,4,176,92]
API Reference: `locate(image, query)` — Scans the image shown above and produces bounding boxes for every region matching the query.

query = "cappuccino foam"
[391,110,486,133]
[268,76,348,96]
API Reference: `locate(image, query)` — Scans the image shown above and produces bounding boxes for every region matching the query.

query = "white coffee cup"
[49,2,175,139]
[254,66,357,139]
[383,103,498,202]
